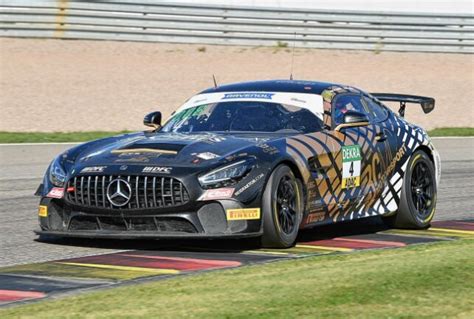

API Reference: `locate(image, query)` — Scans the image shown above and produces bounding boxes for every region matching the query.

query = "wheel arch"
[272,159,308,214]
[414,145,434,163]
[412,143,441,188]
[277,160,305,182]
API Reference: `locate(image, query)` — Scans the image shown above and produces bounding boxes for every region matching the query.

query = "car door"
[327,93,382,220]
[359,95,399,208]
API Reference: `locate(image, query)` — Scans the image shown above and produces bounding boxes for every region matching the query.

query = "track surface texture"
[0,137,472,268]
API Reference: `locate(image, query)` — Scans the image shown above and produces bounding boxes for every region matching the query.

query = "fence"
[1,0,473,53]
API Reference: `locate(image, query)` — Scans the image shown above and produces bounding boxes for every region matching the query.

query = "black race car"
[36,80,440,248]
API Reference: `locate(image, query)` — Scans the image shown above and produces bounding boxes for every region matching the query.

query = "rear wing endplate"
[371,93,435,117]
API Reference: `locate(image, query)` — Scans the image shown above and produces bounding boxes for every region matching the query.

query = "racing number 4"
[341,145,361,189]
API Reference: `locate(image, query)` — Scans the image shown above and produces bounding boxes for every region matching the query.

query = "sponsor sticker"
[81,166,106,173]
[306,211,325,223]
[223,93,274,100]
[47,187,64,199]
[142,166,172,174]
[38,205,48,217]
[341,145,361,189]
[226,208,261,221]
[291,97,306,104]
[382,144,407,181]
[257,143,279,155]
[234,173,265,196]
[198,188,234,201]
[115,156,151,163]
[225,152,249,162]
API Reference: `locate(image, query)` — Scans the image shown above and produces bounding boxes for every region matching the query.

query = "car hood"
[74,132,279,168]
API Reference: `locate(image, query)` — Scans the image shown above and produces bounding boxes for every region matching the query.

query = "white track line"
[431,136,474,139]
[0,176,43,181]
[0,142,81,146]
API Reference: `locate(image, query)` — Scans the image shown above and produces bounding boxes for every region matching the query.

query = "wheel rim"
[410,161,434,219]
[275,175,298,235]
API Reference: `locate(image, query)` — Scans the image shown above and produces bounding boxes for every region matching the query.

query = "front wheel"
[384,150,437,229]
[261,165,303,248]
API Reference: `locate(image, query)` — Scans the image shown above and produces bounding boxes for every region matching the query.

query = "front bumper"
[37,197,263,239]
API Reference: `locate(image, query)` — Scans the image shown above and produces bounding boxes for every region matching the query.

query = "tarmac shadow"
[34,216,390,253]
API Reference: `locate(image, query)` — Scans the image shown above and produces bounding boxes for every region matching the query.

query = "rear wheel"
[384,150,437,228]
[261,165,303,248]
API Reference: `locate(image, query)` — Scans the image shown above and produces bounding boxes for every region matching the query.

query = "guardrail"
[1,0,473,53]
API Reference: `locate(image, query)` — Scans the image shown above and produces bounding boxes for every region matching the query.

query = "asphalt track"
[0,137,473,269]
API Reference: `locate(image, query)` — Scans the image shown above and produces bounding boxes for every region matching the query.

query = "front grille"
[65,175,190,210]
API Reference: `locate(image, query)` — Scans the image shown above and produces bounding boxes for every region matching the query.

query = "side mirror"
[335,111,369,131]
[144,111,162,129]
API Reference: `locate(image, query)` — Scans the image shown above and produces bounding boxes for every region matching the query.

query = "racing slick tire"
[384,150,437,229]
[261,164,304,248]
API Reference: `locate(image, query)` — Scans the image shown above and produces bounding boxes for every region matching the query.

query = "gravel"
[0,38,473,132]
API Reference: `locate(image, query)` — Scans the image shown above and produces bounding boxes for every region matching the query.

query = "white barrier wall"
[159,0,473,14]
[1,1,473,53]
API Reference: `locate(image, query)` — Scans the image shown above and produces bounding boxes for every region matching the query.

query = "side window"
[362,97,388,122]
[332,94,367,125]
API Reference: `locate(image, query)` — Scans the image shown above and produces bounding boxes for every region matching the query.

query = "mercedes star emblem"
[106,178,132,207]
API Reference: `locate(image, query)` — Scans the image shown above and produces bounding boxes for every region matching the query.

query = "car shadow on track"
[35,216,391,253]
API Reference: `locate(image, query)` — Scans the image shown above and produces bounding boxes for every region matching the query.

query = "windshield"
[161,101,323,133]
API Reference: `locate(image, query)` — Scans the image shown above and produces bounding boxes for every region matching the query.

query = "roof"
[200,79,341,95]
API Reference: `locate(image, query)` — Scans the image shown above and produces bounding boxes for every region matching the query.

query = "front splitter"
[34,230,262,240]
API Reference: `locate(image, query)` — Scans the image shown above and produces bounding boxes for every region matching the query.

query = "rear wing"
[370,93,435,118]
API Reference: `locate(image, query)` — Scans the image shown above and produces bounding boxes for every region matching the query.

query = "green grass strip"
[427,127,474,137]
[0,131,132,143]
[1,239,473,318]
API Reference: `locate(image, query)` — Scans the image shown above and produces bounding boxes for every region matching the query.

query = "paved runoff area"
[0,137,473,306]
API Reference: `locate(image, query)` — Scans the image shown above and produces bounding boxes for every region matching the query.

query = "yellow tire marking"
[56,262,180,274]
[273,200,281,233]
[295,244,353,252]
[423,209,435,222]
[410,154,422,170]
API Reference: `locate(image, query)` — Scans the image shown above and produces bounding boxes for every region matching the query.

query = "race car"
[35,80,440,248]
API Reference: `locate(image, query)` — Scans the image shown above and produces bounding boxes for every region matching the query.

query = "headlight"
[49,156,67,187]
[198,159,253,188]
